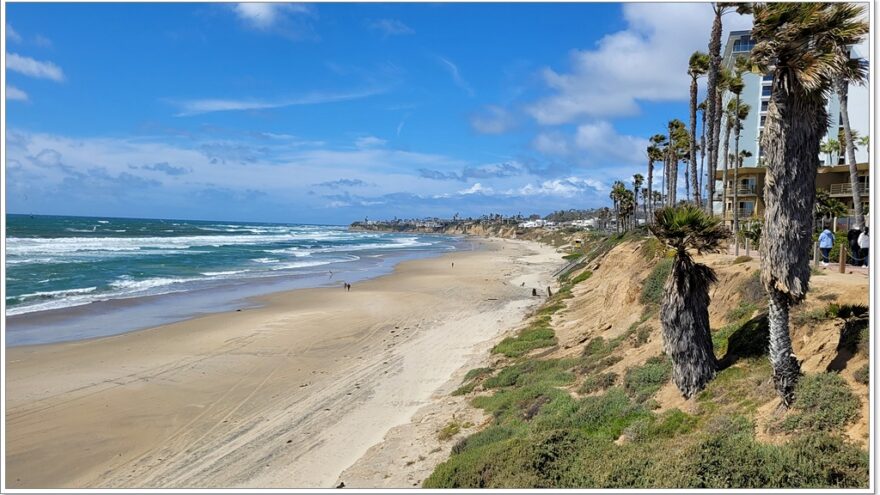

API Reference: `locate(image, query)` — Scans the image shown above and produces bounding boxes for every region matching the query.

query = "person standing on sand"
[819,228,835,266]
[858,228,869,267]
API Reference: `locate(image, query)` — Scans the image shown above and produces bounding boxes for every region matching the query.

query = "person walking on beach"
[819,228,835,266]
[858,228,869,267]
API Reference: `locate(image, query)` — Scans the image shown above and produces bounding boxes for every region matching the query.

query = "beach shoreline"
[5,236,563,488]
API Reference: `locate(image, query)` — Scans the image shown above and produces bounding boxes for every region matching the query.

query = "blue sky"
[6,3,753,224]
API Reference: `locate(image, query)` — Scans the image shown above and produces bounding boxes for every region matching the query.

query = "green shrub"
[483,359,576,390]
[732,255,753,264]
[853,364,869,385]
[640,258,673,306]
[624,356,672,402]
[579,372,618,394]
[562,252,582,261]
[781,373,860,433]
[493,325,556,357]
[725,301,759,323]
[634,325,651,347]
[571,270,593,284]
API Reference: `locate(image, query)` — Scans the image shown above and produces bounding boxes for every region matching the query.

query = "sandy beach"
[5,237,562,488]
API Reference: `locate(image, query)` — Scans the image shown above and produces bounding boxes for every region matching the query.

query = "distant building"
[713,30,870,221]
[720,30,869,168]
[715,163,869,230]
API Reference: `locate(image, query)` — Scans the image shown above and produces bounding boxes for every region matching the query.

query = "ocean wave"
[251,257,280,264]
[201,269,250,276]
[18,286,98,300]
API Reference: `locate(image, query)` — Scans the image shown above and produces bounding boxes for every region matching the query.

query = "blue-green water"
[6,214,455,317]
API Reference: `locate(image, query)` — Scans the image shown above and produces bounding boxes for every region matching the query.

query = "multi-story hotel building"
[714,30,870,228]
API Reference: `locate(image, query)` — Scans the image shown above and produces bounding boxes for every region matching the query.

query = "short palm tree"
[650,205,729,398]
[698,99,708,200]
[751,2,868,405]
[632,173,644,228]
[647,134,668,214]
[688,51,710,206]
[820,138,840,166]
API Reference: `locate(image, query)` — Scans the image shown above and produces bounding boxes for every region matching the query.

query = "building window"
[762,86,772,97]
[761,101,768,112]
[760,116,766,126]
[762,74,773,82]
[732,35,756,53]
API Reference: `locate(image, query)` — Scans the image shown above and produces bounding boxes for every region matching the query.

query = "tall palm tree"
[751,2,868,405]
[650,205,728,398]
[633,173,644,228]
[857,135,869,159]
[646,134,668,223]
[711,67,732,217]
[688,51,710,206]
[720,98,736,221]
[732,101,751,255]
[698,99,708,201]
[836,64,867,229]
[667,119,688,205]
[611,181,627,233]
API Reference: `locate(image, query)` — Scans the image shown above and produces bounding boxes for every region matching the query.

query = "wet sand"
[5,237,562,488]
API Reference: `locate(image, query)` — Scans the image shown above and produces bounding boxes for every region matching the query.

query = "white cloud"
[458,182,493,195]
[355,136,387,148]
[470,105,516,134]
[7,24,22,43]
[172,87,386,116]
[573,121,647,164]
[232,3,312,30]
[6,85,28,101]
[515,177,606,197]
[368,19,414,36]
[439,57,474,97]
[7,53,65,82]
[532,132,570,156]
[527,3,753,124]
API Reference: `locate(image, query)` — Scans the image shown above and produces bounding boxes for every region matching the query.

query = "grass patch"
[438,419,474,441]
[853,364,869,385]
[640,258,673,307]
[732,255,753,264]
[640,237,665,261]
[780,372,860,433]
[623,356,672,403]
[579,372,618,394]
[634,325,651,347]
[571,270,593,285]
[493,325,556,358]
[562,252,582,261]
[725,301,759,324]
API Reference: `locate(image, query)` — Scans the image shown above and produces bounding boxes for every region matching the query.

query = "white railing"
[829,183,869,196]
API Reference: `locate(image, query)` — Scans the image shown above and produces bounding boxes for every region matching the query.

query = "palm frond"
[650,205,729,253]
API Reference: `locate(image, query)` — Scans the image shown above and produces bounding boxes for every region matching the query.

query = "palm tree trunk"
[699,109,706,206]
[661,251,718,398]
[733,95,742,256]
[836,77,863,230]
[721,118,732,224]
[711,91,723,213]
[647,159,654,223]
[705,7,723,215]
[689,77,700,205]
[760,75,825,406]
[768,288,800,406]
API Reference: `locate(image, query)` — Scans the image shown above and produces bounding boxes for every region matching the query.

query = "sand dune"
[5,237,562,488]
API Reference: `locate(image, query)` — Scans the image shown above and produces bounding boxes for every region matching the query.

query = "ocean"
[5,214,459,344]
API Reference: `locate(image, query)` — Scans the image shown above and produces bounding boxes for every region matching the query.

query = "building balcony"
[725,185,758,196]
[828,182,869,197]
[724,208,758,220]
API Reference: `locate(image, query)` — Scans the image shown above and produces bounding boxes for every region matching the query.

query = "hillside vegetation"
[424,233,869,489]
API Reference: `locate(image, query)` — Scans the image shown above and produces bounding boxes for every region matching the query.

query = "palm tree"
[731,96,751,256]
[667,119,688,205]
[820,138,840,166]
[751,2,868,405]
[857,135,869,159]
[646,134,668,223]
[720,98,736,221]
[836,65,867,229]
[688,51,710,206]
[611,181,627,233]
[633,173,644,228]
[815,190,848,230]
[650,205,728,398]
[698,99,708,201]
